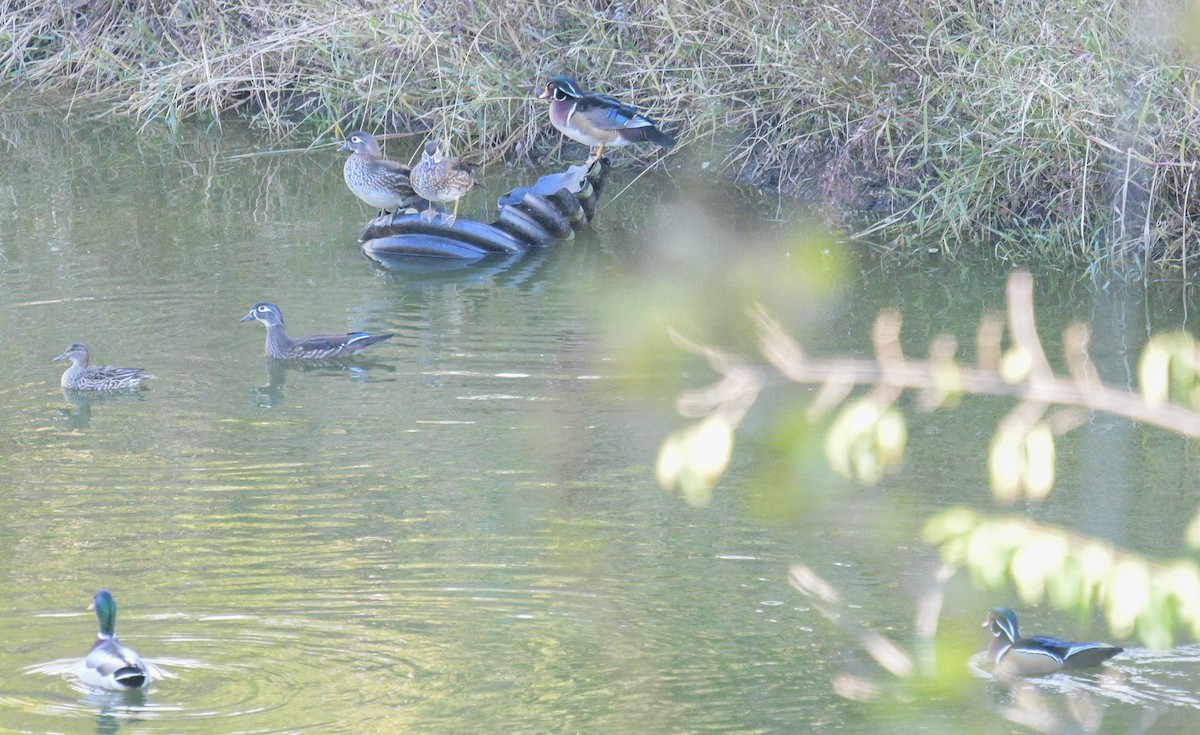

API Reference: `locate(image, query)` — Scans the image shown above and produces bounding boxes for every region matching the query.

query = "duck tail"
[643,126,676,150]
[618,125,676,150]
[113,667,147,688]
[1062,645,1123,669]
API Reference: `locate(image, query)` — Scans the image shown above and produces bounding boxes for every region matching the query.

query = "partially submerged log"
[359,158,609,265]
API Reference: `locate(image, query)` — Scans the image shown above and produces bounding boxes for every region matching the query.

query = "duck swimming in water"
[984,606,1122,677]
[240,302,393,360]
[81,590,150,691]
[54,343,153,390]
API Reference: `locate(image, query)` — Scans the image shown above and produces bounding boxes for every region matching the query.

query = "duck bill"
[239,311,257,322]
[52,352,69,362]
[538,86,551,99]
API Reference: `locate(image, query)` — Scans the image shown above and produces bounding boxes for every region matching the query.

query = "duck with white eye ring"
[240,302,393,360]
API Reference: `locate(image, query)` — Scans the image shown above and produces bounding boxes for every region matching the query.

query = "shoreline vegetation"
[3,1,1199,269]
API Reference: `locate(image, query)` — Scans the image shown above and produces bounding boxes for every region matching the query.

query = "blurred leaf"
[1021,423,1055,500]
[1138,331,1200,408]
[655,415,734,507]
[1139,335,1172,404]
[925,509,1200,648]
[988,421,1055,503]
[1188,510,1200,548]
[1000,346,1032,383]
[1011,533,1069,604]
[1107,560,1149,637]
[876,409,907,466]
[987,427,1023,502]
[824,398,906,485]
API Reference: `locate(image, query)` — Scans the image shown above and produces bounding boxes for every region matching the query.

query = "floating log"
[360,158,609,264]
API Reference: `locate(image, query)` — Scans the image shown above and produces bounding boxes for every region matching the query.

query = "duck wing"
[81,366,153,389]
[1022,635,1122,668]
[289,332,394,359]
[576,93,675,148]
[84,639,149,689]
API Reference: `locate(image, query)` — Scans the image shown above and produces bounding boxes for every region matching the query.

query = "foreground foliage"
[659,266,1200,648]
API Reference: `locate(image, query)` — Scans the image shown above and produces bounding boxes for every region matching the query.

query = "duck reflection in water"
[251,357,396,409]
[87,688,148,735]
[58,389,147,430]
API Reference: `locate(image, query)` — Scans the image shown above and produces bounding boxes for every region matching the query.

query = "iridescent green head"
[983,606,1020,642]
[90,590,117,637]
[541,76,583,101]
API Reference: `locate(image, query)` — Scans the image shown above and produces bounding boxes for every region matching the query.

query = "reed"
[3,0,1197,268]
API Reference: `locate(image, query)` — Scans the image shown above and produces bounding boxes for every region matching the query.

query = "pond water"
[1,96,1200,734]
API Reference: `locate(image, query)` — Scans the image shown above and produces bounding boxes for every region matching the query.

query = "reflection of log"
[359,158,609,262]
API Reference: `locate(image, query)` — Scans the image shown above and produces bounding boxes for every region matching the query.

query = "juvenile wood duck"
[54,343,154,390]
[984,607,1122,677]
[82,590,150,691]
[409,140,476,225]
[539,75,676,161]
[240,302,393,360]
[339,131,422,224]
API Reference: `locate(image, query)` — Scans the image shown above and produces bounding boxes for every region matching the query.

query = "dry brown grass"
[3,0,1200,269]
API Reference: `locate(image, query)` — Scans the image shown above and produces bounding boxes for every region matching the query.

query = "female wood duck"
[240,302,393,359]
[409,139,476,225]
[539,76,676,161]
[82,590,150,691]
[339,131,422,224]
[984,607,1122,677]
[54,343,154,390]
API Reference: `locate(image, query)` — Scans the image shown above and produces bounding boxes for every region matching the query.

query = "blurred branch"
[657,268,1200,650]
[751,272,1200,438]
[925,509,1200,646]
[660,269,1200,504]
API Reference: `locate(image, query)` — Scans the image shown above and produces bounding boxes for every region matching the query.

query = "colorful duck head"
[539,75,676,161]
[91,590,119,638]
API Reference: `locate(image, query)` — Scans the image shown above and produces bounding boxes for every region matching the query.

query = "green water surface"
[1,97,1199,734]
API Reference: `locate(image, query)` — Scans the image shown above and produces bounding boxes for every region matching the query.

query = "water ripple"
[973,646,1200,710]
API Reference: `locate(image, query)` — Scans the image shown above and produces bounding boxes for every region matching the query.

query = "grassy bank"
[3,0,1199,268]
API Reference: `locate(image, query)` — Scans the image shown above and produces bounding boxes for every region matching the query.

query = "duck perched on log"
[409,140,476,226]
[340,131,422,225]
[540,75,675,161]
[357,158,610,263]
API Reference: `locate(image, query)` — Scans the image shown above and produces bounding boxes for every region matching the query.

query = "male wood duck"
[539,75,676,161]
[82,590,150,691]
[984,607,1122,677]
[340,131,422,224]
[409,139,476,225]
[54,343,154,390]
[240,302,393,360]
